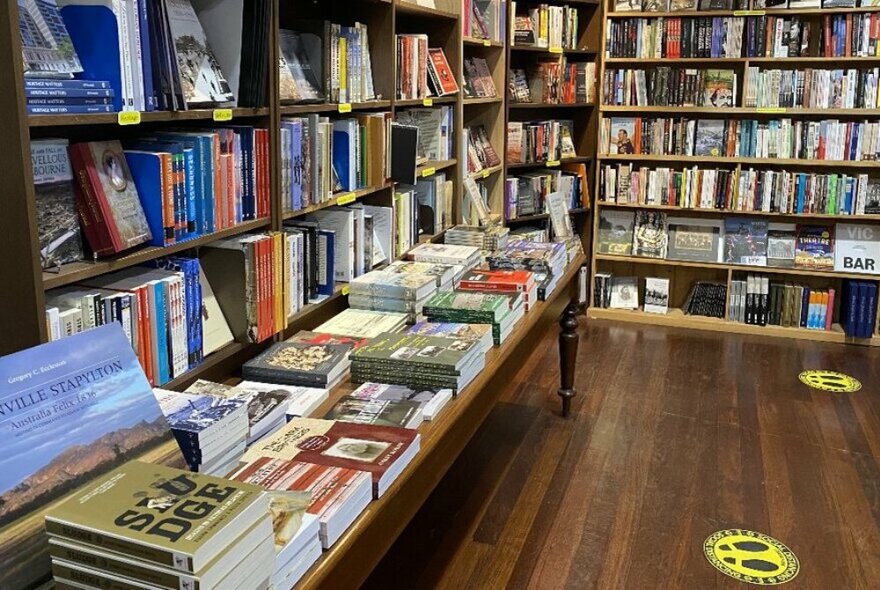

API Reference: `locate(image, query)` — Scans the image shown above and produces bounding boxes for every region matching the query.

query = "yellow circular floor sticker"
[704,529,799,585]
[798,370,862,393]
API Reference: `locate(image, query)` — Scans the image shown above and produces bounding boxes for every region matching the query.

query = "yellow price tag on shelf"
[117,111,141,126]
[546,160,561,167]
[338,103,352,113]
[481,169,491,178]
[336,191,357,205]
[341,285,350,296]
[756,107,786,113]
[212,108,233,122]
[483,39,491,47]
[421,166,436,177]
[733,9,765,15]
[549,47,563,54]
[423,97,434,106]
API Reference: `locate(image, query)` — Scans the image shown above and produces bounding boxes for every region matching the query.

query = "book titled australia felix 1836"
[0,323,177,590]
[44,461,269,573]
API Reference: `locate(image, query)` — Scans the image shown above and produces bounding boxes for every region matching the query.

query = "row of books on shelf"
[397,106,457,163]
[601,164,880,215]
[599,209,880,274]
[505,165,589,221]
[465,125,502,174]
[606,16,746,59]
[20,0,268,114]
[463,57,499,98]
[511,2,581,50]
[506,119,578,165]
[396,36,459,100]
[593,272,877,338]
[601,116,880,162]
[465,0,506,42]
[603,67,737,107]
[508,60,597,105]
[34,127,269,270]
[611,0,878,12]
[744,67,880,109]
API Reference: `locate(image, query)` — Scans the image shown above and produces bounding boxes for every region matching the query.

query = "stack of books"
[325,393,425,428]
[396,36,458,99]
[45,462,275,590]
[242,339,354,390]
[154,387,248,476]
[344,381,454,422]
[236,380,329,421]
[459,269,539,312]
[446,225,511,251]
[262,491,321,590]
[314,308,410,339]
[466,125,502,174]
[350,332,487,394]
[232,457,373,548]
[348,270,439,322]
[423,291,524,346]
[243,417,421,498]
[406,321,494,355]
[487,241,567,278]
[408,243,482,268]
[186,379,290,445]
[383,260,463,289]
[463,57,498,98]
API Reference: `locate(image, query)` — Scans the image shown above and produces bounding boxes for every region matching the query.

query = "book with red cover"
[427,48,460,96]
[242,418,421,498]
[459,269,536,292]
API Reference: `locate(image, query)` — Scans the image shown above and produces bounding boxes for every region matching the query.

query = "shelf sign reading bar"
[212,108,233,122]
[117,111,141,126]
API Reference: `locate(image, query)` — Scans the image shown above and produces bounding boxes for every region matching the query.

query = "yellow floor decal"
[798,370,862,393]
[704,529,799,585]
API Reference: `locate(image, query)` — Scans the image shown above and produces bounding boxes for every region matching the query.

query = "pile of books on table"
[382,260,463,289]
[185,379,291,445]
[459,268,539,312]
[350,332,487,395]
[241,336,356,390]
[487,241,567,300]
[408,243,482,269]
[445,225,510,251]
[236,379,330,422]
[406,321,494,355]
[348,270,439,323]
[46,463,275,590]
[423,291,524,346]
[153,387,248,476]
[314,308,410,340]
[337,381,454,422]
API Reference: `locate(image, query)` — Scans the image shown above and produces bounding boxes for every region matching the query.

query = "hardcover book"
[18,0,82,77]
[314,308,409,339]
[347,382,453,421]
[236,380,329,420]
[0,324,176,590]
[644,277,670,314]
[185,379,290,444]
[423,291,510,323]
[598,210,635,255]
[632,211,668,259]
[324,396,423,429]
[668,221,720,262]
[724,218,768,266]
[609,277,639,309]
[795,225,834,270]
[31,138,83,269]
[278,30,323,103]
[242,341,352,387]
[350,332,482,374]
[767,226,797,268]
[607,118,637,155]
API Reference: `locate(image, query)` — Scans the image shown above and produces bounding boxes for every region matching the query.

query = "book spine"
[27,105,116,114]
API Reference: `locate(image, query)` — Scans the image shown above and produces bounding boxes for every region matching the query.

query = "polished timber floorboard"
[364,320,880,589]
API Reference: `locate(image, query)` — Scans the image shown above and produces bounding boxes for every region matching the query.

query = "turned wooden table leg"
[557,302,579,418]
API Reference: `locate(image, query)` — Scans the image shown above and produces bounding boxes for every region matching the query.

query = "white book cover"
[609,276,638,310]
[644,277,669,314]
[309,209,355,281]
[198,264,234,355]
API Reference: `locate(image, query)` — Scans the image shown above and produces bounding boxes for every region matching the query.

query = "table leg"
[557,302,579,418]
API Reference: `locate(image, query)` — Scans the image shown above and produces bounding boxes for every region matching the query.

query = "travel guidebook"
[0,324,176,589]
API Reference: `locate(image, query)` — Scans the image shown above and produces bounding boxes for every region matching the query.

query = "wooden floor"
[364,319,880,589]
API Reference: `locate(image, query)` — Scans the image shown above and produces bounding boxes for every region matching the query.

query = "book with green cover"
[350,333,481,375]
[422,291,509,323]
[44,461,269,574]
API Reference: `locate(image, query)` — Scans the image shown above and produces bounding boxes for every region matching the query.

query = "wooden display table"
[295,253,585,589]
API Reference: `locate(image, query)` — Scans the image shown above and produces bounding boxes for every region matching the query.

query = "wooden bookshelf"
[591,0,880,345]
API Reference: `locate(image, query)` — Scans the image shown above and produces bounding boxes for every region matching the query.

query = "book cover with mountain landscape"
[0,323,176,589]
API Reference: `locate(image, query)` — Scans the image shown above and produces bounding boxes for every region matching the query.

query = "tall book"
[32,138,84,269]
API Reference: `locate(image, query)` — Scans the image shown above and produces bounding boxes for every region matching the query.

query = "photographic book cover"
[0,324,175,589]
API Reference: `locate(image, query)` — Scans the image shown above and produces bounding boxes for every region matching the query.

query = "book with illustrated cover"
[382,260,460,288]
[406,321,494,354]
[598,210,635,255]
[183,379,290,444]
[166,0,235,106]
[694,120,726,157]
[44,461,270,573]
[315,308,409,339]
[349,271,437,301]
[795,225,834,270]
[31,138,83,269]
[325,396,423,429]
[670,0,698,9]
[644,277,670,314]
[614,0,644,10]
[703,70,736,108]
[0,324,176,589]
[347,382,453,421]
[18,0,82,78]
[607,118,637,155]
[154,387,247,442]
[241,418,420,498]
[279,30,324,103]
[724,218,768,265]
[237,381,329,420]
[287,330,369,349]
[423,291,510,323]
[668,221,720,262]
[632,211,668,259]
[242,341,352,387]
[767,225,797,267]
[609,277,639,309]
[427,48,459,96]
[350,332,482,375]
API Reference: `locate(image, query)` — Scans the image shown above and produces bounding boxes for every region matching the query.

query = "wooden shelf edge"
[509,102,596,109]
[463,36,504,47]
[600,105,880,116]
[463,96,503,105]
[606,6,880,19]
[282,183,393,221]
[29,107,270,128]
[394,96,458,107]
[394,1,457,19]
[507,156,592,170]
[416,159,457,177]
[468,164,503,180]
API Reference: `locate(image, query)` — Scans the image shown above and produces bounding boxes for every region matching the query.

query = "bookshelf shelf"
[508,207,590,224]
[417,158,457,176]
[463,36,503,47]
[507,155,592,170]
[509,102,595,109]
[468,163,503,180]
[596,201,880,222]
[42,218,272,290]
[605,56,880,65]
[463,96,504,105]
[395,1,458,19]
[597,153,880,168]
[600,105,880,116]
[279,101,393,116]
[395,95,459,107]
[281,183,394,221]
[27,107,270,128]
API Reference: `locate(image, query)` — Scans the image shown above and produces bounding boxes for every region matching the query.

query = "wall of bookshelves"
[590,0,880,345]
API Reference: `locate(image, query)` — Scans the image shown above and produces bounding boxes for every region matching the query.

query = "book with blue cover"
[0,324,176,589]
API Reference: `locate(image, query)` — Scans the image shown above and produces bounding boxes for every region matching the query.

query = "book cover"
[767,227,797,268]
[184,380,289,442]
[598,210,635,255]
[423,290,509,321]
[694,120,726,157]
[609,277,639,309]
[347,382,451,420]
[315,308,408,339]
[153,388,246,438]
[279,30,323,103]
[236,381,329,420]
[795,225,834,270]
[324,396,422,429]
[703,70,736,108]
[607,118,637,154]
[18,0,82,77]
[31,138,83,269]
[427,47,459,95]
[668,222,720,262]
[350,332,481,374]
[644,277,670,314]
[632,211,668,259]
[242,341,351,386]
[406,321,493,342]
[724,218,769,265]
[0,325,176,589]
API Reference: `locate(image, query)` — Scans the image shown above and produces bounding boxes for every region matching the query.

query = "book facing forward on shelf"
[795,225,834,270]
[32,138,84,270]
[724,218,768,266]
[667,219,721,263]
[632,211,668,259]
[644,277,670,314]
[598,210,635,256]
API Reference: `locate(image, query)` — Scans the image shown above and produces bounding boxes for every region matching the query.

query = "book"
[694,120,726,157]
[324,396,423,429]
[314,308,408,339]
[346,381,453,421]
[724,218,768,266]
[598,210,635,255]
[667,221,720,262]
[427,47,459,96]
[18,0,83,78]
[767,226,797,268]
[187,379,291,444]
[31,138,83,269]
[632,211,668,259]
[609,277,639,309]
[644,277,670,314]
[795,225,834,270]
[0,324,175,589]
[607,118,637,155]
[236,380,328,420]
[278,30,323,103]
[703,70,736,108]
[242,341,352,388]
[241,418,421,498]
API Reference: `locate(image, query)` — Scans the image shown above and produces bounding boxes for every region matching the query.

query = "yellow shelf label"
[423,97,434,106]
[336,191,357,205]
[212,108,233,122]
[733,9,765,16]
[341,285,350,296]
[338,103,352,113]
[483,40,491,47]
[421,166,436,177]
[756,107,786,113]
[481,169,491,178]
[546,160,561,167]
[549,47,563,54]
[117,111,141,126]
